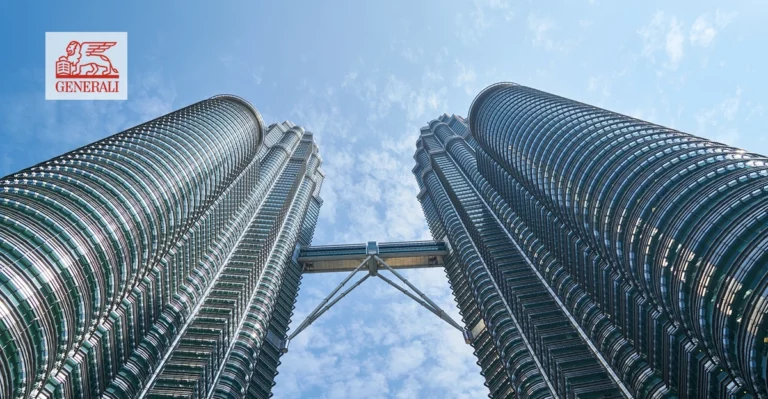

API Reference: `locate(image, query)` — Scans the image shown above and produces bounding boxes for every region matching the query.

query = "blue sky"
[1,1,767,397]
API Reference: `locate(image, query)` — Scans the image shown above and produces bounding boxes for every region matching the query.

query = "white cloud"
[427,93,439,110]
[527,13,556,50]
[455,0,513,44]
[715,9,738,28]
[395,377,422,399]
[276,61,486,395]
[400,46,423,63]
[666,17,685,68]
[721,91,741,120]
[352,75,446,124]
[219,54,233,67]
[251,66,264,85]
[454,60,477,96]
[388,341,427,376]
[629,107,659,122]
[276,56,491,394]
[639,12,665,58]
[690,15,717,47]
[690,9,737,47]
[423,67,443,83]
[745,102,766,122]
[695,88,742,146]
[587,76,611,98]
[125,70,177,122]
[0,70,176,168]
[320,146,429,243]
[294,74,439,244]
[275,268,486,398]
[435,47,449,65]
[341,71,359,88]
[293,102,354,142]
[487,0,509,9]
[381,76,410,118]
[638,12,685,70]
[585,68,628,104]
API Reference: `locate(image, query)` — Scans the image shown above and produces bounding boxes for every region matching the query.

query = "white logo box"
[46,32,128,100]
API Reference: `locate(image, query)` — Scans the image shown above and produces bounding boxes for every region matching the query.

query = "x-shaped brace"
[280,255,468,353]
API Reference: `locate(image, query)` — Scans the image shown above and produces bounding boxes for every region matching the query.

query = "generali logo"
[46,32,127,100]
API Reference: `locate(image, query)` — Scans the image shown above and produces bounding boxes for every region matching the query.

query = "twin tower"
[0,85,766,398]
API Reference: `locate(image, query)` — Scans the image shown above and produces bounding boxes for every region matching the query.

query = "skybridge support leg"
[282,254,470,353]
[374,255,464,332]
[377,273,463,332]
[288,274,371,340]
[281,257,371,352]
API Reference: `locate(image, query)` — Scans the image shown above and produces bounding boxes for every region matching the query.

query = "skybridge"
[297,240,448,273]
[278,240,471,353]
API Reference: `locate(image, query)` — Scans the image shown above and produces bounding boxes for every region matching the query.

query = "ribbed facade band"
[414,83,768,398]
[0,97,324,399]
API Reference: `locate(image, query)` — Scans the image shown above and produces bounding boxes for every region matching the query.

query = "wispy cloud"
[400,46,423,63]
[695,87,742,146]
[276,268,487,398]
[277,58,486,396]
[317,144,430,243]
[588,76,611,98]
[341,71,358,88]
[638,12,685,70]
[690,9,737,47]
[525,12,578,53]
[690,16,717,47]
[219,54,234,68]
[527,13,557,50]
[666,18,685,68]
[423,67,443,84]
[292,66,446,244]
[585,68,628,105]
[629,107,659,122]
[715,9,738,29]
[0,70,177,171]
[252,66,264,85]
[453,60,477,96]
[455,0,514,44]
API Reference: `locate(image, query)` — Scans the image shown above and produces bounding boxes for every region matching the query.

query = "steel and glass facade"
[415,83,768,398]
[0,97,324,399]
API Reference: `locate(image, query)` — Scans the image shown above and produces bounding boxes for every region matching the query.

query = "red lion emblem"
[56,41,119,78]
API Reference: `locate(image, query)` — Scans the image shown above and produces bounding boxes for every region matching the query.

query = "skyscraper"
[414,83,768,398]
[0,96,324,399]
